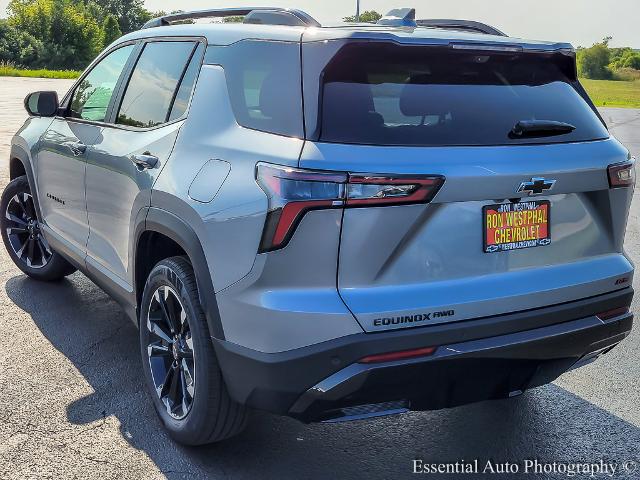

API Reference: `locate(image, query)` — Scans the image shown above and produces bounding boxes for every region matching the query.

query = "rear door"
[301,41,634,332]
[84,39,204,285]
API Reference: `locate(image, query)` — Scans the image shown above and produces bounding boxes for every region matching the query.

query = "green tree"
[343,10,381,23]
[102,13,122,47]
[92,0,152,33]
[222,15,244,23]
[577,37,613,79]
[0,18,44,66]
[8,0,103,69]
[609,48,640,70]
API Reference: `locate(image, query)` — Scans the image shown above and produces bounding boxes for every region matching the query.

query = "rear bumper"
[213,288,634,422]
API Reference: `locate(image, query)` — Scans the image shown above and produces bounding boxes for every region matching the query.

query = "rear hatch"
[300,37,635,332]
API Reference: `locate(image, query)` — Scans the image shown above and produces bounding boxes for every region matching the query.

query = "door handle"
[63,141,87,156]
[130,152,159,170]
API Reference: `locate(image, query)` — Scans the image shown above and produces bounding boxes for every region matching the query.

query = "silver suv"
[3,7,635,445]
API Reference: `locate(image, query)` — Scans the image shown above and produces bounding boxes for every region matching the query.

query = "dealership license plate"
[483,200,551,253]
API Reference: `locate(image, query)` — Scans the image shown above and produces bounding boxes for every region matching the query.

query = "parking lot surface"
[0,77,639,479]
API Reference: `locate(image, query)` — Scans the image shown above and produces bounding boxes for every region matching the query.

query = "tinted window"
[117,42,196,128]
[70,45,134,122]
[320,43,609,146]
[206,41,303,138]
[168,43,204,122]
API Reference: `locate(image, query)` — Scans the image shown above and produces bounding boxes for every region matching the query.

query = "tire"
[139,256,248,445]
[0,175,76,281]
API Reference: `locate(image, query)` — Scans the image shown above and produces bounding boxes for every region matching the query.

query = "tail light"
[256,163,444,252]
[608,160,635,188]
[596,307,629,321]
[359,346,438,364]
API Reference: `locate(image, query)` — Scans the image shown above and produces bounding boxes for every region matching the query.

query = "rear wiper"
[510,120,576,139]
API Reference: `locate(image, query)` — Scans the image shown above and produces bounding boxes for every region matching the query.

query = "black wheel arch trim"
[9,145,43,222]
[135,206,225,340]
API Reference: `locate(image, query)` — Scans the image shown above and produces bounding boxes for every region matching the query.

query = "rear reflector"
[359,346,437,364]
[256,163,444,252]
[596,307,629,321]
[608,161,635,188]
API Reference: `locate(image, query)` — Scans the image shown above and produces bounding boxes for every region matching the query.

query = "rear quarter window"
[205,41,304,138]
[318,43,609,147]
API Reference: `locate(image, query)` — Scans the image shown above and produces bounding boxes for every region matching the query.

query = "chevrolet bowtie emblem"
[517,178,556,196]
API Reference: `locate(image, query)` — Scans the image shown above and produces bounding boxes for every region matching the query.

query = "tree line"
[2,3,639,78]
[0,0,165,70]
[577,38,640,80]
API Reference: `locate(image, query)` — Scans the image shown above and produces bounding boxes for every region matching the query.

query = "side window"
[206,41,304,138]
[168,43,204,122]
[69,45,134,122]
[117,41,196,128]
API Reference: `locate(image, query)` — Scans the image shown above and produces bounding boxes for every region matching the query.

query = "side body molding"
[138,207,225,340]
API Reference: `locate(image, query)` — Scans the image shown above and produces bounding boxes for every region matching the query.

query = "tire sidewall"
[139,260,217,442]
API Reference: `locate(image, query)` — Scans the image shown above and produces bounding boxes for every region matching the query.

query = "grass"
[579,78,640,108]
[0,64,80,79]
[0,63,638,108]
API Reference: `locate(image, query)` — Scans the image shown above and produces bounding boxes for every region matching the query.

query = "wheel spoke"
[15,238,28,259]
[35,237,51,264]
[180,369,190,415]
[147,315,173,343]
[5,213,28,227]
[6,225,28,235]
[148,342,171,358]
[158,288,178,334]
[22,193,35,219]
[167,364,182,413]
[159,364,175,399]
[181,358,195,398]
[26,238,35,266]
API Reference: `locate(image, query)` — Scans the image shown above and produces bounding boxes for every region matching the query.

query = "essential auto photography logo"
[411,459,638,477]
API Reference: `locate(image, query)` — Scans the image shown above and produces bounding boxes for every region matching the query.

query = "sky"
[1,0,638,48]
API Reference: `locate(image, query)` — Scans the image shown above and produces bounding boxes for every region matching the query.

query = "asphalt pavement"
[0,77,638,479]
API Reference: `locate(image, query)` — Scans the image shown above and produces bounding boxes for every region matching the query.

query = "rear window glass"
[205,41,303,138]
[117,41,196,128]
[319,43,609,146]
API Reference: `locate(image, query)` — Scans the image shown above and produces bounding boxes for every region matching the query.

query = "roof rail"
[417,19,506,36]
[142,7,321,29]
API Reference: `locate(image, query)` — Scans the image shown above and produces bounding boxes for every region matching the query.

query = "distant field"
[581,78,640,108]
[0,66,81,79]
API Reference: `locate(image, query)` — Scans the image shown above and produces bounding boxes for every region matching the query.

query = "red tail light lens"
[608,161,635,188]
[256,163,444,252]
[359,346,438,364]
[596,307,629,321]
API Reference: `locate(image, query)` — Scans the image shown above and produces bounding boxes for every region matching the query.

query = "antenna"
[356,0,360,22]
[377,8,417,27]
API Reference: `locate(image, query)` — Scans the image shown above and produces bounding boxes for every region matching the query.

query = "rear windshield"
[319,43,609,146]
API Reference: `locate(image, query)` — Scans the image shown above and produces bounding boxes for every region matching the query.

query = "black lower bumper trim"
[290,314,632,422]
[212,288,633,420]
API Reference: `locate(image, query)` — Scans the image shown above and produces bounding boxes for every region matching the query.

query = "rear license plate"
[484,200,550,253]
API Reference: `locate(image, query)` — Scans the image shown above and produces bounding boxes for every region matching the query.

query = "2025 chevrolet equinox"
[3,7,635,445]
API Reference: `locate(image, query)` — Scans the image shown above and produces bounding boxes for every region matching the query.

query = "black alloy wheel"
[146,285,196,420]
[5,191,52,269]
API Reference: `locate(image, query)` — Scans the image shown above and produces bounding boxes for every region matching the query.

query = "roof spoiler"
[142,7,321,29]
[417,19,507,36]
